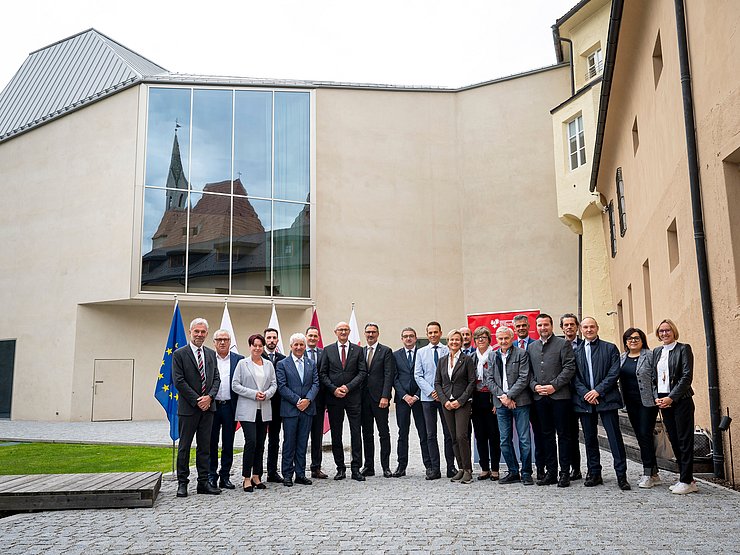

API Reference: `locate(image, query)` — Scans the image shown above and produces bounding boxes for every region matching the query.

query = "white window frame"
[567,115,587,170]
[586,48,604,80]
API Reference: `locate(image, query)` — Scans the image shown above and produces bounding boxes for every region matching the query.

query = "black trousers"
[395,399,432,471]
[208,400,236,482]
[534,397,571,475]
[471,390,500,472]
[327,397,363,471]
[241,410,268,477]
[580,409,627,476]
[569,409,582,471]
[361,395,391,471]
[177,410,214,485]
[529,403,545,474]
[266,392,283,475]
[442,402,473,471]
[310,387,327,471]
[660,395,695,483]
[421,400,456,473]
[624,392,659,474]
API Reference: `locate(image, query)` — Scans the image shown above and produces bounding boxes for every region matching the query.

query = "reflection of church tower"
[164,124,188,211]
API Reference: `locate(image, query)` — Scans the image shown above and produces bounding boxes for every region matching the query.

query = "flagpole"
[165,295,179,481]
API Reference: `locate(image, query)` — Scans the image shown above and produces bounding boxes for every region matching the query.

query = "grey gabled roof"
[0,28,166,142]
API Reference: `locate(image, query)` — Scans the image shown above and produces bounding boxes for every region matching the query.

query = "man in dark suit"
[207,329,244,490]
[172,317,221,497]
[319,321,368,481]
[263,327,286,483]
[513,314,542,479]
[276,332,320,487]
[560,312,584,481]
[528,313,577,488]
[392,327,431,477]
[460,326,475,356]
[573,317,630,490]
[305,326,328,479]
[360,323,395,478]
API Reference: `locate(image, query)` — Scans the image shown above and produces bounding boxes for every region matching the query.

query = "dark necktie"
[519,339,526,350]
[407,350,413,368]
[367,346,374,367]
[433,345,439,365]
[341,344,347,368]
[269,353,275,364]
[197,348,206,394]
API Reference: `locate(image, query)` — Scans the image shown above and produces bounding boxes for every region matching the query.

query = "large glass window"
[568,115,586,170]
[141,86,311,298]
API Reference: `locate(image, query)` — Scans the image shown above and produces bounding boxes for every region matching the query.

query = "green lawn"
[0,442,239,475]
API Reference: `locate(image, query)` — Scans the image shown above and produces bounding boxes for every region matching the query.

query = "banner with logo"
[466,309,541,342]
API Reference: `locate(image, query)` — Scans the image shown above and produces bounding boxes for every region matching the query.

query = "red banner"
[467,309,541,344]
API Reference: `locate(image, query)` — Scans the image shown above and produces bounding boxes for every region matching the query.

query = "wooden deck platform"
[0,471,162,513]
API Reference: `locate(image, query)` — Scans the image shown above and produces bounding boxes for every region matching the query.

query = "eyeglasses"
[401,334,416,339]
[658,329,673,335]
[626,336,641,342]
[214,338,230,342]
[336,328,350,333]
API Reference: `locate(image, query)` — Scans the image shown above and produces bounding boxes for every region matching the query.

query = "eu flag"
[155,303,187,441]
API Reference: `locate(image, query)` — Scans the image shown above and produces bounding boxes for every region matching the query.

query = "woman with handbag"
[654,319,697,495]
[619,327,660,488]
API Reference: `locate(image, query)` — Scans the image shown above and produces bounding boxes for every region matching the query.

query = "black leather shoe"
[196,482,222,495]
[219,477,236,490]
[295,476,313,485]
[536,472,557,486]
[351,471,366,482]
[521,475,535,486]
[267,473,284,483]
[383,469,393,478]
[176,483,188,497]
[243,479,253,493]
[570,469,583,481]
[499,472,521,484]
[584,473,604,487]
[425,470,442,480]
[477,471,491,481]
[311,469,328,479]
[536,469,545,481]
[334,469,347,481]
[392,467,406,478]
[360,467,375,477]
[617,475,632,491]
[283,479,293,487]
[208,479,218,490]
[447,467,459,478]
[557,471,571,488]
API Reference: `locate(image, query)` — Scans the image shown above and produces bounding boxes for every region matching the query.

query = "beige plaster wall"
[0,88,141,420]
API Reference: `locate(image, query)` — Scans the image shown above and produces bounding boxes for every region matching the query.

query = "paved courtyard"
[1,417,738,554]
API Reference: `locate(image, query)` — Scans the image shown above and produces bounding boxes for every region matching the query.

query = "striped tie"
[197,348,206,394]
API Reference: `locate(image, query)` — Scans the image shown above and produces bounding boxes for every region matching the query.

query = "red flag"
[310,307,330,433]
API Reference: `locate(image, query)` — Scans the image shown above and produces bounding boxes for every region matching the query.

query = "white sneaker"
[671,481,699,494]
[669,481,680,491]
[638,475,658,488]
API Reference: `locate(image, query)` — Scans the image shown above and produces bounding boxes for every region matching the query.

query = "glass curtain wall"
[141,86,310,297]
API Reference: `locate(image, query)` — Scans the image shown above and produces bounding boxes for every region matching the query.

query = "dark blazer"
[263,350,286,366]
[172,344,220,416]
[305,346,323,368]
[434,353,476,406]
[528,335,576,401]
[226,352,245,412]
[393,347,419,402]
[619,349,657,407]
[572,337,623,413]
[276,356,320,418]
[319,342,367,403]
[484,346,533,408]
[652,342,694,401]
[364,343,395,402]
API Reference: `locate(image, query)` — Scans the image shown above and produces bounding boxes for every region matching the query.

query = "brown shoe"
[311,469,328,479]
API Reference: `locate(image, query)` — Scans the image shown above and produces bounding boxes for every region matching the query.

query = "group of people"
[171,311,698,497]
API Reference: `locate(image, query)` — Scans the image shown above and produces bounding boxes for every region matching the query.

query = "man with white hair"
[276,333,319,487]
[172,317,221,497]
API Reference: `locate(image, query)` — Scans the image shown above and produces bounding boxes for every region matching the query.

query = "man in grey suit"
[319,321,368,481]
[528,313,576,488]
[276,333,320,487]
[485,326,534,485]
[172,317,221,497]
[360,323,396,478]
[207,329,244,490]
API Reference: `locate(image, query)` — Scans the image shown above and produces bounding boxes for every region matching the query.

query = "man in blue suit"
[276,332,320,487]
[305,326,328,479]
[208,329,244,490]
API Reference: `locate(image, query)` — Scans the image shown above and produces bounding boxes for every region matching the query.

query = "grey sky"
[1,0,577,91]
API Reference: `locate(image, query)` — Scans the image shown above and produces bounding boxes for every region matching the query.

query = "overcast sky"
[1,0,577,90]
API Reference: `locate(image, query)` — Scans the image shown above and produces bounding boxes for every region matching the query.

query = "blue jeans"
[497,404,532,476]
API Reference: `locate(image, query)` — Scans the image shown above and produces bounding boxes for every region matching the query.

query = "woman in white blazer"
[232,333,277,492]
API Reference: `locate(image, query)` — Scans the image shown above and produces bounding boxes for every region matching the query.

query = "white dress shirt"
[215,353,231,401]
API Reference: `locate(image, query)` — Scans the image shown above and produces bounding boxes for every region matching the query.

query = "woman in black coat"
[654,319,696,495]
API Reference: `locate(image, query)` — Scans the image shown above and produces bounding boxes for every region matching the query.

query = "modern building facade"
[0,29,577,422]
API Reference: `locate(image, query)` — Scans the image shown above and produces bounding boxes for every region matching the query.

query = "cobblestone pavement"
[1,417,738,554]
